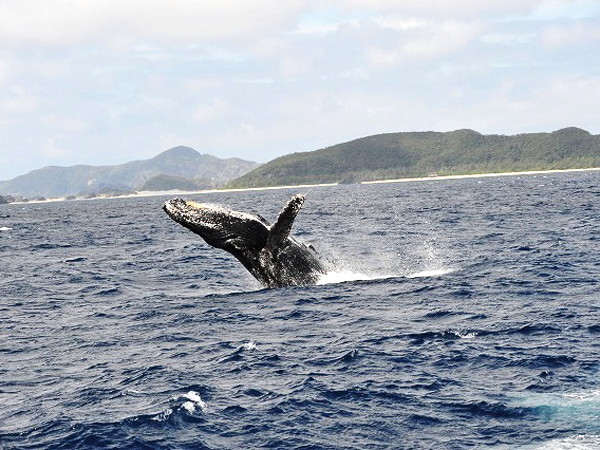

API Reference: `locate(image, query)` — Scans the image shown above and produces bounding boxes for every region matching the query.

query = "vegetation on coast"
[227,127,600,188]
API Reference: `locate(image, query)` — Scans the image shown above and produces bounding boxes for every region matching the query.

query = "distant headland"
[227,127,600,189]
[0,146,260,201]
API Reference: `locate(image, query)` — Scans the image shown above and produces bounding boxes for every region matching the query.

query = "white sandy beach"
[5,167,600,205]
[361,167,600,185]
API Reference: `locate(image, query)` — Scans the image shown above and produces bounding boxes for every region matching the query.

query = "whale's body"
[163,194,326,288]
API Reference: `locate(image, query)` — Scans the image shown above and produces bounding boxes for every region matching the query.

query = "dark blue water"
[1,172,600,449]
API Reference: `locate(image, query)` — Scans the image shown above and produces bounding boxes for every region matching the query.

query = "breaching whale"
[163,194,326,288]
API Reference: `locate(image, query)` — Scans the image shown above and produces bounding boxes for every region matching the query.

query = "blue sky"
[1,0,599,180]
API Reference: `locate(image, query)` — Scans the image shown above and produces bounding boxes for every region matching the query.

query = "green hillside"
[228,127,600,188]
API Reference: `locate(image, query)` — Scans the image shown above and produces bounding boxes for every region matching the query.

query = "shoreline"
[361,167,600,185]
[132,166,600,198]
[3,167,600,205]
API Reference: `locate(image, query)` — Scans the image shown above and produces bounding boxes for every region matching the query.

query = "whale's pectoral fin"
[266,194,305,250]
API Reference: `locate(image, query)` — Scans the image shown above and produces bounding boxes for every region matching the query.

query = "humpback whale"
[163,194,326,288]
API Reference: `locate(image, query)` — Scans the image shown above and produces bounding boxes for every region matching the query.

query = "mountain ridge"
[0,147,259,198]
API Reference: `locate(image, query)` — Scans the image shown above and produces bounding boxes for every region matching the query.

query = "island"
[227,127,600,188]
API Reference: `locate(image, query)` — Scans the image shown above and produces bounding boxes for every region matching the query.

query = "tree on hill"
[227,128,600,188]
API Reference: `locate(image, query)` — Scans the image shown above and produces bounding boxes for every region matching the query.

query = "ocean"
[1,171,599,449]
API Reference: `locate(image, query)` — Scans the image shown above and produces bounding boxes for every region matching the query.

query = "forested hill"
[228,127,600,188]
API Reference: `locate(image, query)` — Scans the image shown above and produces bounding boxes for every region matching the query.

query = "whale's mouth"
[163,198,269,252]
[163,199,223,229]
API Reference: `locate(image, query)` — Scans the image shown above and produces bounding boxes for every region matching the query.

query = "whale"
[163,194,326,288]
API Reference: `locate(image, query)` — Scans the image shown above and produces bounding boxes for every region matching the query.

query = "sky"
[1,0,599,181]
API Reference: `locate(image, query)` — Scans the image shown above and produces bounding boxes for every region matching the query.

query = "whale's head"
[163,198,269,253]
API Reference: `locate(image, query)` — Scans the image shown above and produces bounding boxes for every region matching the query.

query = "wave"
[132,390,209,425]
[407,268,455,278]
[522,389,600,407]
[512,390,600,431]
[532,435,600,449]
[407,329,478,344]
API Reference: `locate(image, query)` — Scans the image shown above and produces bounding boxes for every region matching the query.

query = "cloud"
[368,19,486,66]
[0,0,310,47]
[192,99,232,124]
[541,21,600,47]
[41,113,88,133]
[1,86,41,115]
[529,0,600,20]
[333,0,541,18]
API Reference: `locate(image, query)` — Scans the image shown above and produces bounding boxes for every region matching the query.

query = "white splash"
[0,226,11,231]
[317,267,455,285]
[180,391,207,413]
[317,270,396,285]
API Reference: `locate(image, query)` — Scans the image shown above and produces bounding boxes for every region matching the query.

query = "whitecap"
[181,391,207,412]
[241,341,257,351]
[455,331,477,339]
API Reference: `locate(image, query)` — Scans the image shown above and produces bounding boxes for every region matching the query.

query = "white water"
[533,435,600,450]
[317,267,455,285]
